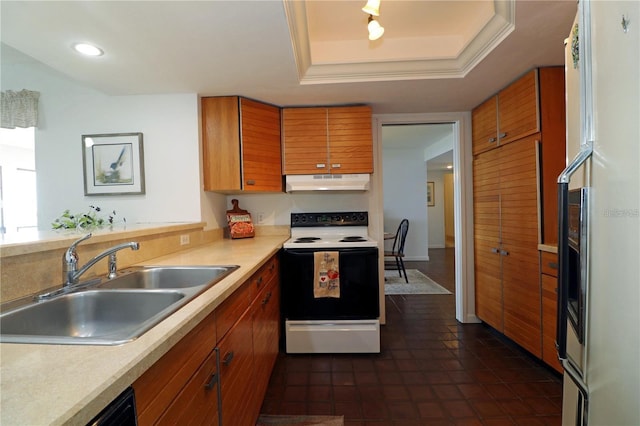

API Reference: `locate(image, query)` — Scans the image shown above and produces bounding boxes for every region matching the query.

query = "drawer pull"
[499,132,507,138]
[331,164,341,168]
[548,262,558,270]
[204,373,218,390]
[246,179,255,186]
[490,247,500,254]
[316,163,326,169]
[262,291,272,305]
[488,137,497,143]
[222,351,234,366]
[500,249,509,256]
[257,276,263,286]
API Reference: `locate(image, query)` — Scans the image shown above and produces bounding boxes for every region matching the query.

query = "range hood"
[285,174,370,192]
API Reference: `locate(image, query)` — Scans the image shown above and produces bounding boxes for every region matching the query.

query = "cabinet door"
[472,96,498,156]
[134,310,217,425]
[218,310,256,426]
[541,251,562,372]
[327,106,373,174]
[282,107,329,174]
[538,67,566,245]
[497,70,540,145]
[251,275,280,419]
[158,348,220,425]
[473,148,503,331]
[202,96,241,191]
[500,137,542,357]
[240,98,283,192]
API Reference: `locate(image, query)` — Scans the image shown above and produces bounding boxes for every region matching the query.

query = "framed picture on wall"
[82,132,145,196]
[427,181,435,207]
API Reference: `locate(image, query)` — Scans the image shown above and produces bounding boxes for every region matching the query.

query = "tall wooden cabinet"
[473,136,542,357]
[282,105,373,175]
[201,96,283,193]
[472,67,566,367]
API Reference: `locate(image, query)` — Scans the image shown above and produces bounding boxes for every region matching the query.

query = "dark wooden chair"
[384,219,409,283]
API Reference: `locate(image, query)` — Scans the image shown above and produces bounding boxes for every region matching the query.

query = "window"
[0,127,37,233]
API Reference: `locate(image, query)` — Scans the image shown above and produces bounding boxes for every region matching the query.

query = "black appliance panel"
[281,247,379,320]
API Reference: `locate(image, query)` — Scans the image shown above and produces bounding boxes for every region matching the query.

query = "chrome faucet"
[63,233,140,286]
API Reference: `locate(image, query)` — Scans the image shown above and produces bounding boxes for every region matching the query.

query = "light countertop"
[0,235,288,426]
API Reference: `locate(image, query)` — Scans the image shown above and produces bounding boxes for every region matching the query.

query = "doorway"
[371,112,478,325]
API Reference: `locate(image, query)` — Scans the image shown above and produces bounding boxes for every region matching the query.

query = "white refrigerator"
[559,0,640,424]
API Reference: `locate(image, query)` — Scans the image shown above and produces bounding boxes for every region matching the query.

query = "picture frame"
[427,181,435,207]
[82,132,145,196]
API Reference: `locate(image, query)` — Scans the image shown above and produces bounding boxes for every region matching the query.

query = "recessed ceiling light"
[447,164,453,169]
[73,43,104,57]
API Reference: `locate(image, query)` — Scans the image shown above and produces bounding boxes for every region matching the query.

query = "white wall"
[381,146,428,261]
[2,45,212,228]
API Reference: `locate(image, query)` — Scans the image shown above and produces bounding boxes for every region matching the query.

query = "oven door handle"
[556,147,592,361]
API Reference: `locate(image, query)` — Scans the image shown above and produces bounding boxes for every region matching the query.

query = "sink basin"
[0,265,239,345]
[0,290,187,345]
[96,265,239,290]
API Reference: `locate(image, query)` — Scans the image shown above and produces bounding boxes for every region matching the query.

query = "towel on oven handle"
[313,251,340,298]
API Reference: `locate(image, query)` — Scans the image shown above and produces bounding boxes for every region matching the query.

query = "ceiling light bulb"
[73,43,104,57]
[447,164,453,169]
[368,16,385,41]
[362,0,381,16]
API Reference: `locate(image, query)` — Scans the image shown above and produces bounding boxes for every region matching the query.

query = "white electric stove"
[281,211,380,354]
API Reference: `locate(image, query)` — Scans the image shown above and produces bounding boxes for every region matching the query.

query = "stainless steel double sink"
[0,265,239,345]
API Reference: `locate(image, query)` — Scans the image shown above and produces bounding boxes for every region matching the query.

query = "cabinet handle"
[269,262,275,271]
[246,179,255,186]
[548,262,558,270]
[488,137,497,143]
[500,249,509,256]
[499,132,507,138]
[256,276,263,287]
[222,351,234,366]
[204,373,218,390]
[262,291,272,305]
[316,163,326,168]
[331,164,341,168]
[490,247,500,254]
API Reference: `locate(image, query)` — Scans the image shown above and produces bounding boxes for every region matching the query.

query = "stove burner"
[340,236,367,242]
[293,237,321,243]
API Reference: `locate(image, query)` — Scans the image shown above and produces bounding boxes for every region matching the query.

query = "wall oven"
[281,211,380,353]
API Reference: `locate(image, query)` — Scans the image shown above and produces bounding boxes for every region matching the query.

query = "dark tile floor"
[261,249,563,425]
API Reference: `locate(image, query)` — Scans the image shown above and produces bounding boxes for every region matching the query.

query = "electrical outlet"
[180,234,190,245]
[257,212,265,224]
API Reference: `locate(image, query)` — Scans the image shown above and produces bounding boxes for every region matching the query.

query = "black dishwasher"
[87,387,137,426]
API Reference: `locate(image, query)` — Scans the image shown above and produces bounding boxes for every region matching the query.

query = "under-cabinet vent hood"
[285,174,370,192]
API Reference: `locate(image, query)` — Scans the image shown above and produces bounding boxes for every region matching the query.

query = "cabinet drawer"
[541,251,559,277]
[134,310,217,425]
[251,256,278,296]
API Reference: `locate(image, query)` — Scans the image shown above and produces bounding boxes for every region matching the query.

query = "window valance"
[1,89,40,129]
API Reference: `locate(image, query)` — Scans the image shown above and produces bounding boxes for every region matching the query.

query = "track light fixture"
[362,0,381,16]
[362,0,384,40]
[367,15,385,41]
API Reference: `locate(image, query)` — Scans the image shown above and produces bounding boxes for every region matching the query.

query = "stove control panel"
[291,211,368,227]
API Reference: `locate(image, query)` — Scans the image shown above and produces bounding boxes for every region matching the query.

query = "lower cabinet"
[541,251,563,373]
[133,254,280,425]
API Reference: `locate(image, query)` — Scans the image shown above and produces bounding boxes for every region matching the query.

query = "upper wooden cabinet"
[472,69,540,156]
[282,105,373,175]
[202,96,283,193]
[472,67,565,245]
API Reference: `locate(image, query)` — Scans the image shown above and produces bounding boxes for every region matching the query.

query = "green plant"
[51,205,125,230]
